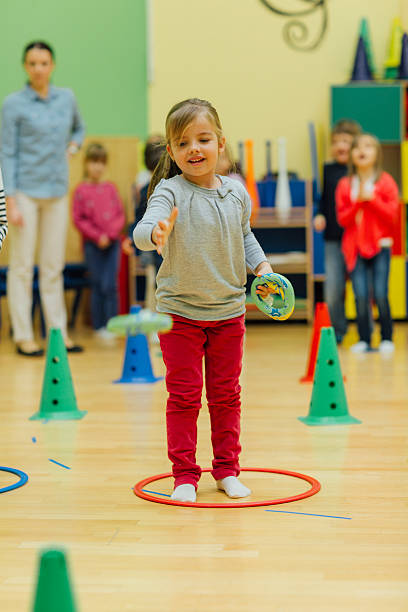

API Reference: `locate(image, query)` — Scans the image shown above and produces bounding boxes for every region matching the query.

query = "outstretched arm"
[151,208,178,255]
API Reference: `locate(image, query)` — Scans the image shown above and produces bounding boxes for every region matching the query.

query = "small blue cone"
[114,305,162,384]
[351,36,373,81]
[398,33,408,79]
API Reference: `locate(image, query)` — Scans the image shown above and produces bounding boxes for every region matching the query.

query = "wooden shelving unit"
[247,181,314,322]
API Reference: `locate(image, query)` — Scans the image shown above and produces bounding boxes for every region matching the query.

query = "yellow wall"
[149,0,402,178]
[402,0,408,29]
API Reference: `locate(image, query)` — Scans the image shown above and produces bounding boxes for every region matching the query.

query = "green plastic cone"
[29,329,86,421]
[32,549,77,612]
[298,327,361,426]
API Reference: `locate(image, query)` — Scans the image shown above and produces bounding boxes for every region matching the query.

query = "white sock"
[171,484,196,503]
[216,476,251,498]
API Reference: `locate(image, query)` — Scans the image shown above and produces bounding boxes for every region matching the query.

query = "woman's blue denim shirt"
[1,85,85,198]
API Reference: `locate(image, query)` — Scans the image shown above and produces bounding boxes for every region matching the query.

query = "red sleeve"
[335,177,361,228]
[364,173,400,228]
[107,183,125,240]
[72,186,102,243]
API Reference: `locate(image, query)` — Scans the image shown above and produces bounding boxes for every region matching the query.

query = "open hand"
[313,214,326,232]
[7,197,24,226]
[98,234,111,249]
[122,237,134,255]
[152,207,178,254]
[358,182,373,201]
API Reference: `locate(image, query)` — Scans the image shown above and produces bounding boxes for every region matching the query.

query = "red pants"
[159,314,246,488]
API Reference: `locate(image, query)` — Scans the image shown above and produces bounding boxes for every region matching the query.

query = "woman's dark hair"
[23,41,55,62]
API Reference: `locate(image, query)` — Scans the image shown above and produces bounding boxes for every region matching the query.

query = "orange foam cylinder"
[245,139,260,223]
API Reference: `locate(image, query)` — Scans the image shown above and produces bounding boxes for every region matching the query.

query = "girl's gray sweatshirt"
[133,174,267,321]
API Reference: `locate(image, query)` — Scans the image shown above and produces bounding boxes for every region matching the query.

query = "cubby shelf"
[248,180,314,322]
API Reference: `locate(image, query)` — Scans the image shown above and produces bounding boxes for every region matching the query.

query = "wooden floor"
[1,320,408,611]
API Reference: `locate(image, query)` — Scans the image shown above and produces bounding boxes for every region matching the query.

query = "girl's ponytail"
[148,150,181,198]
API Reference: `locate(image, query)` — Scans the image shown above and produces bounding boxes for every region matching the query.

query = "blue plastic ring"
[251,272,295,321]
[0,466,29,494]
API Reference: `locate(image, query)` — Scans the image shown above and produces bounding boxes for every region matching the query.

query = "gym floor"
[1,321,407,611]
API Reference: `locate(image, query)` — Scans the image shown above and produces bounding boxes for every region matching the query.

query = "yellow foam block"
[389,256,406,318]
[345,255,406,319]
[345,279,356,319]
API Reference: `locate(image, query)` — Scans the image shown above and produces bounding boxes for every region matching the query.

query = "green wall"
[1,0,147,137]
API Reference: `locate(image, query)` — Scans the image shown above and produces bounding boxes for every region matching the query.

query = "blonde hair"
[349,133,383,182]
[148,98,223,197]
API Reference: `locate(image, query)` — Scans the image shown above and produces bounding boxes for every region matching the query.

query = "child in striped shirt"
[0,168,8,249]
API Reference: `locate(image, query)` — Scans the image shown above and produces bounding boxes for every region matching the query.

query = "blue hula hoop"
[0,466,29,494]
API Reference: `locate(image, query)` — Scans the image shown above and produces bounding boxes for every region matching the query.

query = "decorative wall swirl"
[259,0,328,51]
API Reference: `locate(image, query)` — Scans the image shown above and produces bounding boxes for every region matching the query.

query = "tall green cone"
[32,549,78,612]
[29,329,86,421]
[298,327,361,426]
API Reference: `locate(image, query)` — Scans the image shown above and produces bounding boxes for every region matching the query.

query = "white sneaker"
[350,341,369,354]
[95,327,116,342]
[379,340,395,354]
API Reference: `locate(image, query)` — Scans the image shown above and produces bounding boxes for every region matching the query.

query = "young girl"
[216,143,246,186]
[73,143,125,340]
[134,98,273,503]
[336,133,399,354]
[313,119,361,345]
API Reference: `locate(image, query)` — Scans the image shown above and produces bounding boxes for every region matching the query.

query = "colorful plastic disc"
[251,273,295,321]
[133,467,320,508]
[107,310,172,336]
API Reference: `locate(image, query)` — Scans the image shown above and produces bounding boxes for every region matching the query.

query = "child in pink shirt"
[73,143,125,339]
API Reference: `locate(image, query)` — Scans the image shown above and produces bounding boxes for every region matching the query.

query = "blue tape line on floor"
[48,459,71,470]
[265,510,351,519]
[142,488,171,498]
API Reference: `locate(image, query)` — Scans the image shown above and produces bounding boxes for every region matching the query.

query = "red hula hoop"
[133,467,321,508]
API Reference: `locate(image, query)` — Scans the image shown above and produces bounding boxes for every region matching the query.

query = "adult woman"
[1,41,85,356]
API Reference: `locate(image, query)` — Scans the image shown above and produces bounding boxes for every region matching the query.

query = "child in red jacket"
[336,133,399,354]
[73,143,125,339]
